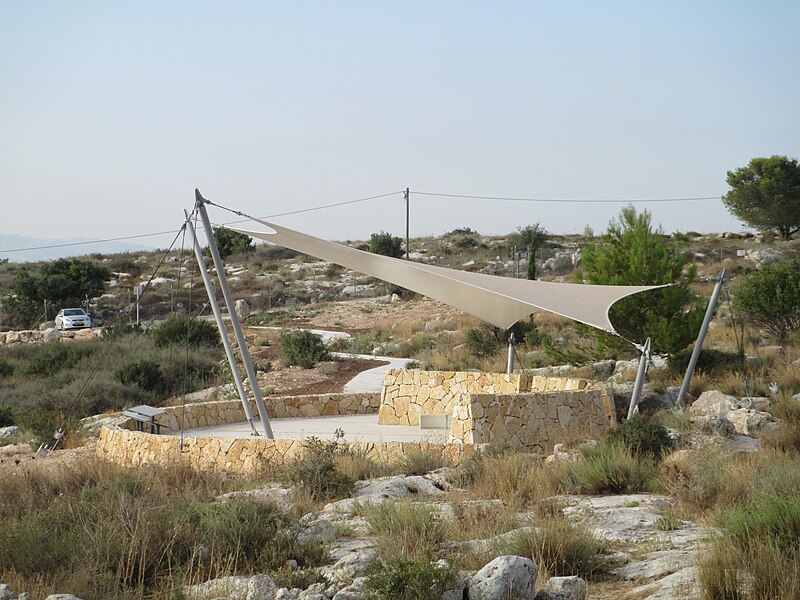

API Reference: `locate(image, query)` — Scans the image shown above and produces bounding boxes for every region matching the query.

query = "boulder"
[184,574,277,600]
[331,576,366,600]
[332,550,377,584]
[0,584,15,600]
[0,426,21,439]
[45,596,85,600]
[726,408,779,436]
[42,327,61,342]
[235,299,250,320]
[296,515,335,545]
[535,576,587,600]
[469,556,538,600]
[697,416,736,437]
[689,390,744,417]
[745,248,782,265]
[352,475,445,500]
[5,331,19,344]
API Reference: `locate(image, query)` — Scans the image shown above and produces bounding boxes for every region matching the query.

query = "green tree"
[1,259,111,328]
[212,226,254,259]
[279,330,330,368]
[575,206,704,356]
[511,223,548,280]
[734,258,800,340]
[369,231,404,258]
[722,156,800,240]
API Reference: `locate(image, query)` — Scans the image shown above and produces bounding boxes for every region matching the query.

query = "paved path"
[249,325,414,393]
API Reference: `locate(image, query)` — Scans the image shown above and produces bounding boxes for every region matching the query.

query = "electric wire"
[413,191,722,204]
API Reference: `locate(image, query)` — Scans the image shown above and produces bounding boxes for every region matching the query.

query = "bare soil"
[257,357,389,396]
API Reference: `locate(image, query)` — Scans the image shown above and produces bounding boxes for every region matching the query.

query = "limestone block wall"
[449,390,613,452]
[379,369,615,427]
[97,425,472,475]
[130,392,381,433]
[379,370,529,425]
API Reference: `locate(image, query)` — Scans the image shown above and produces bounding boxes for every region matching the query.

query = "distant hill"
[0,234,155,263]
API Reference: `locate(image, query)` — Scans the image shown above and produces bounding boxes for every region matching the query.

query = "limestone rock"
[0,426,20,439]
[614,549,695,580]
[218,484,293,505]
[469,555,538,600]
[296,515,335,545]
[435,559,467,600]
[745,248,782,265]
[331,576,366,600]
[235,299,250,320]
[535,576,587,600]
[332,550,377,584]
[726,408,779,435]
[689,390,743,416]
[45,596,85,600]
[42,327,61,342]
[0,584,15,600]
[352,474,445,500]
[697,415,736,437]
[184,574,277,600]
[624,566,699,599]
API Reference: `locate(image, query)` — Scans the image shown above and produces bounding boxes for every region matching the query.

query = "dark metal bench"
[123,405,167,434]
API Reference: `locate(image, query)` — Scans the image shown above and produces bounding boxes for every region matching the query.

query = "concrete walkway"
[178,413,448,443]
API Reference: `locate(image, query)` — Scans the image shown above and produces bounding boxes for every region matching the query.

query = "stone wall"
[379,369,615,427]
[0,327,99,345]
[132,392,381,432]
[379,370,529,425]
[449,390,613,452]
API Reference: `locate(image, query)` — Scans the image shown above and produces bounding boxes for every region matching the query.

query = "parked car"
[55,308,92,330]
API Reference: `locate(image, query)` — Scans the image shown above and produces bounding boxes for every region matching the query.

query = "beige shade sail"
[232,219,667,335]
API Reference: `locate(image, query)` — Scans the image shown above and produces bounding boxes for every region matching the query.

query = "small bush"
[668,347,744,376]
[654,511,681,531]
[281,436,353,502]
[0,357,13,379]
[465,328,499,358]
[563,443,659,494]
[365,501,447,562]
[279,330,330,368]
[605,414,671,459]
[364,558,457,600]
[18,343,99,377]
[501,514,608,578]
[116,358,165,393]
[0,405,14,427]
[152,315,220,348]
[398,449,452,476]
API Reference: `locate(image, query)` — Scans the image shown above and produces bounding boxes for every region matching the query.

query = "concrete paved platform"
[176,413,449,443]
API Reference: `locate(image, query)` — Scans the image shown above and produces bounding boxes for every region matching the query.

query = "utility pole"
[404,187,410,260]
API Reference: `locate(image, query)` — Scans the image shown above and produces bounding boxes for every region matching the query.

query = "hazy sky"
[2,1,799,249]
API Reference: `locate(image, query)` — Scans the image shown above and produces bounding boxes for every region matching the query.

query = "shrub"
[667,347,744,376]
[563,443,659,494]
[605,414,671,459]
[365,501,447,562]
[465,328,500,358]
[364,558,457,600]
[0,405,14,427]
[398,449,452,476]
[734,258,800,339]
[500,514,608,578]
[17,343,99,377]
[279,330,330,368]
[368,231,404,258]
[116,358,165,393]
[281,436,353,501]
[0,357,13,379]
[152,315,220,348]
[212,226,254,259]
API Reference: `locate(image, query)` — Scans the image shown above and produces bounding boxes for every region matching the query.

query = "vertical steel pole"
[507,332,516,374]
[195,190,274,438]
[185,212,258,435]
[676,269,727,408]
[405,187,410,260]
[627,338,651,419]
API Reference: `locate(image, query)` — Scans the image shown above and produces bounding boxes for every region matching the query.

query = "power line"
[0,191,404,255]
[413,191,722,203]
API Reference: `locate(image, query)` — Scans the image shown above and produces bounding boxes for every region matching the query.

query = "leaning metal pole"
[676,268,727,409]
[186,212,259,435]
[627,337,651,419]
[195,190,274,438]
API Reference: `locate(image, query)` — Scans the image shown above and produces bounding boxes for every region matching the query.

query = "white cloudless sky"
[1,1,798,247]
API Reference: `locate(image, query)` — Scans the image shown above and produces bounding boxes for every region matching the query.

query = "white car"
[55,308,92,330]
